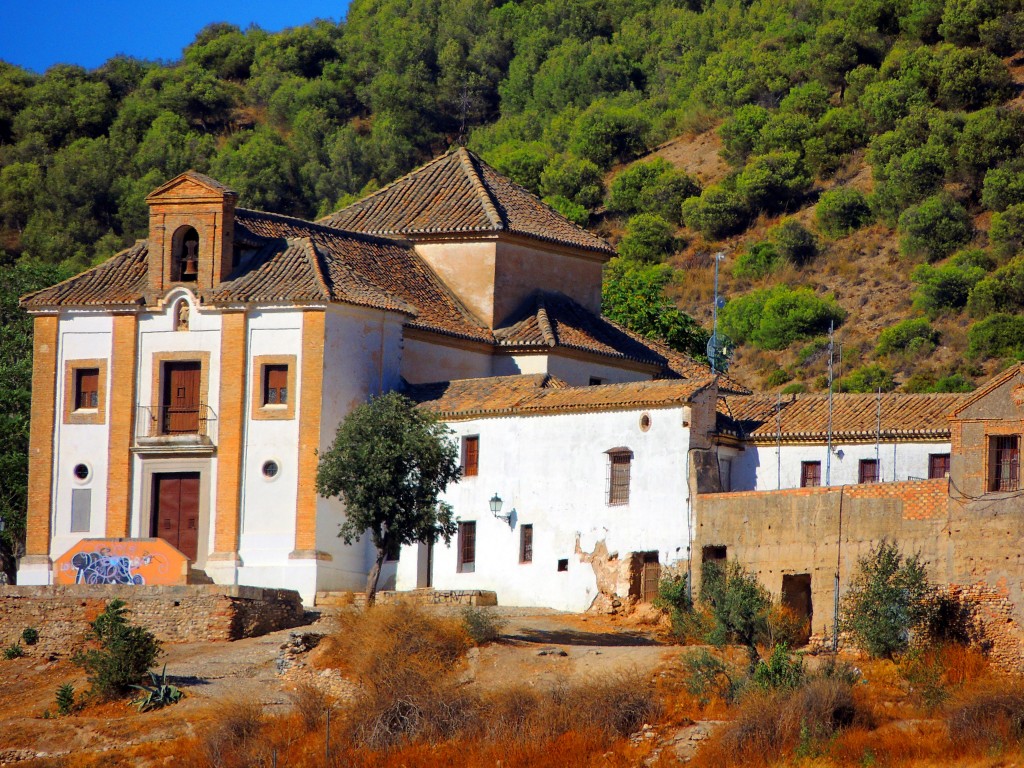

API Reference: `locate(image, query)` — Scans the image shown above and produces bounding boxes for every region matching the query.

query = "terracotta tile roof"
[410,373,714,420]
[318,148,616,256]
[720,392,965,442]
[21,242,150,309]
[618,327,751,395]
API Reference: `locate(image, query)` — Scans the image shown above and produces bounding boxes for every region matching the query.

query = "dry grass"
[948,684,1024,753]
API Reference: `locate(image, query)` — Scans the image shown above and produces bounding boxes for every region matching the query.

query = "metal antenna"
[875,388,882,481]
[825,321,835,486]
[776,392,783,490]
[709,252,726,374]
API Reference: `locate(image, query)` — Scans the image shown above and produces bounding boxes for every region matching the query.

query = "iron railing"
[135,404,217,443]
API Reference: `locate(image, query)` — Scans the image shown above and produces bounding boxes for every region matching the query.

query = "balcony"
[133,404,218,452]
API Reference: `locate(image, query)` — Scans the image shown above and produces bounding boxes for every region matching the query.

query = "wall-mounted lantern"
[489,492,514,526]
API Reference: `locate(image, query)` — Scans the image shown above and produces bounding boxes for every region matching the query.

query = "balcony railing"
[134,404,218,447]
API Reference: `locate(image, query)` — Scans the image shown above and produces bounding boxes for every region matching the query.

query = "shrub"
[780,81,831,120]
[21,627,39,646]
[781,382,807,394]
[948,688,1024,750]
[682,649,740,705]
[722,286,846,351]
[486,141,553,193]
[732,242,781,280]
[719,104,770,163]
[839,364,896,393]
[606,158,699,224]
[542,195,588,227]
[769,219,818,266]
[989,203,1024,258]
[804,107,870,177]
[55,683,75,716]
[681,185,749,240]
[752,643,805,692]
[967,257,1024,317]
[904,372,976,393]
[201,696,267,767]
[876,317,939,356]
[763,368,792,387]
[3,644,24,660]
[967,314,1024,359]
[462,607,506,645]
[981,160,1024,212]
[288,682,331,731]
[618,213,677,263]
[870,144,948,224]
[539,153,603,209]
[911,262,984,318]
[898,646,950,711]
[568,101,651,169]
[935,46,1014,111]
[897,194,973,262]
[816,187,873,238]
[755,112,814,155]
[73,598,162,698]
[840,540,936,659]
[700,560,773,666]
[132,664,184,712]
[654,574,692,633]
[735,151,811,213]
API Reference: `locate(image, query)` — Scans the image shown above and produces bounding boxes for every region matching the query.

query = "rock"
[536,647,568,657]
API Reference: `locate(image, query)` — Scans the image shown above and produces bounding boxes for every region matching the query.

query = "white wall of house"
[401,334,493,384]
[729,440,952,491]
[49,311,114,564]
[396,405,694,612]
[492,352,654,386]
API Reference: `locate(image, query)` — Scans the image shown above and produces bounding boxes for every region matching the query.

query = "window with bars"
[989,436,1020,492]
[263,364,288,405]
[458,521,476,572]
[858,459,879,484]
[520,524,533,563]
[928,453,950,479]
[607,449,632,505]
[800,461,821,488]
[75,368,100,410]
[462,436,479,477]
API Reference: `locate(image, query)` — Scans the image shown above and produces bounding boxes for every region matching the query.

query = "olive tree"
[315,392,461,605]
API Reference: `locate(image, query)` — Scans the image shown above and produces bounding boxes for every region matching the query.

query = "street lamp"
[489,492,513,526]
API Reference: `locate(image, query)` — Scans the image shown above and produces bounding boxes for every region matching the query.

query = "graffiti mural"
[54,538,189,586]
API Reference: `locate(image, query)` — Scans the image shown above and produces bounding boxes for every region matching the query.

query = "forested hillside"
[1,0,1024,395]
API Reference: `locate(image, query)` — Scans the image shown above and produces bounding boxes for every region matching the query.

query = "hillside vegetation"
[1,0,1024,390]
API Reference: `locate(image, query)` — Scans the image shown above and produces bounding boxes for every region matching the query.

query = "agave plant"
[132,665,184,712]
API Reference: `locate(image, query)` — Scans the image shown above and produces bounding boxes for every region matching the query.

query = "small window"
[702,545,727,563]
[989,436,1019,492]
[589,377,604,386]
[70,488,91,533]
[607,449,632,505]
[462,436,479,477]
[520,524,533,564]
[75,368,100,410]
[73,463,91,482]
[557,558,568,572]
[262,460,279,479]
[928,453,950,479]
[458,521,476,573]
[263,365,288,406]
[858,459,879,484]
[800,461,821,488]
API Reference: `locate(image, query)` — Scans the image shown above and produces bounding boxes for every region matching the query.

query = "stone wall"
[0,584,305,658]
[315,588,498,608]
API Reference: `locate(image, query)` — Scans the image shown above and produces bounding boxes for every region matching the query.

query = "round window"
[639,413,652,432]
[73,463,91,482]
[262,460,279,479]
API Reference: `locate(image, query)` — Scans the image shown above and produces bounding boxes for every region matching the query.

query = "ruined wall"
[0,585,305,657]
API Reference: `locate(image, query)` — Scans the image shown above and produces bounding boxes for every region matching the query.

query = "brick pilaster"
[293,311,325,555]
[213,311,247,558]
[105,313,138,538]
[25,316,59,557]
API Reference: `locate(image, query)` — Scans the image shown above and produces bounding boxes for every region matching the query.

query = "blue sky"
[0,1,350,73]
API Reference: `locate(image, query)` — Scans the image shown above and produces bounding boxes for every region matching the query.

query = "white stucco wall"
[401,334,493,384]
[396,405,694,612]
[492,352,654,386]
[729,440,952,491]
[49,311,114,563]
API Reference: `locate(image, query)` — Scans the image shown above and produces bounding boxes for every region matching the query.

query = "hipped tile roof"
[720,392,965,442]
[20,241,150,307]
[319,148,616,256]
[410,374,714,420]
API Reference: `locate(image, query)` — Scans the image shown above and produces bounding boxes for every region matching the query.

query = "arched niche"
[171,225,201,283]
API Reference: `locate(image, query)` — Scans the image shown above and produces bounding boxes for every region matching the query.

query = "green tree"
[602,259,709,358]
[981,159,1024,213]
[967,257,1024,317]
[722,286,845,351]
[897,194,972,262]
[618,213,677,263]
[681,186,749,240]
[816,187,873,238]
[989,204,1024,258]
[839,364,896,393]
[769,219,818,267]
[606,158,699,225]
[968,314,1024,359]
[911,262,984,318]
[732,242,781,280]
[539,152,603,209]
[735,151,811,213]
[701,560,773,668]
[876,317,939,356]
[315,392,462,605]
[840,540,936,659]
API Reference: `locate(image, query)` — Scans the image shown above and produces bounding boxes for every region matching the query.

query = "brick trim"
[105,315,138,537]
[25,316,59,557]
[293,311,325,554]
[250,354,297,421]
[62,358,107,425]
[214,312,247,558]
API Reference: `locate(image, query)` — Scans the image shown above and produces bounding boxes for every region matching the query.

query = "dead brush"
[947,685,1024,752]
[288,681,332,732]
[199,696,271,768]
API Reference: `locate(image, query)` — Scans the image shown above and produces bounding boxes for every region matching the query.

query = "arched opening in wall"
[172,226,200,282]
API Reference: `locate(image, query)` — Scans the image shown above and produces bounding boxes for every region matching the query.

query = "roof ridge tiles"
[456,148,505,230]
[293,237,332,301]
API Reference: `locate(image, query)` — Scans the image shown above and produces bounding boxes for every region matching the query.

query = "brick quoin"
[25,316,59,557]
[105,313,138,538]
[213,311,247,557]
[293,311,325,554]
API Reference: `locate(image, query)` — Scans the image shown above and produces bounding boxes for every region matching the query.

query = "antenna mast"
[710,252,725,374]
[825,321,835,487]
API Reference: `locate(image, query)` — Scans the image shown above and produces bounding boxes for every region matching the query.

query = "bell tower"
[145,171,238,298]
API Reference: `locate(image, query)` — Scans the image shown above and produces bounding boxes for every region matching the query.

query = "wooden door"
[162,362,201,434]
[640,552,661,603]
[152,473,200,561]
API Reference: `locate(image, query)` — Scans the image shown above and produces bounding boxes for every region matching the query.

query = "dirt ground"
[0,607,678,766]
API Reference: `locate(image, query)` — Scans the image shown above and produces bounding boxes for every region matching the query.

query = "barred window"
[607,448,633,505]
[458,521,476,572]
[989,436,1019,492]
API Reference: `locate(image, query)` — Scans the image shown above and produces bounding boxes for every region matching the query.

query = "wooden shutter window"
[75,368,100,410]
[928,453,950,479]
[608,451,632,505]
[264,364,288,405]
[458,521,476,572]
[520,524,533,563]
[858,459,879,484]
[800,461,821,488]
[463,436,479,477]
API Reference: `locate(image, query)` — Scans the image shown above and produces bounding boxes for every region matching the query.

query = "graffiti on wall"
[54,538,188,586]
